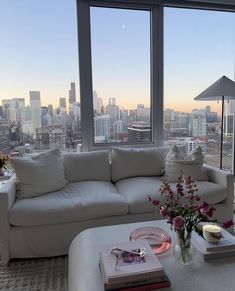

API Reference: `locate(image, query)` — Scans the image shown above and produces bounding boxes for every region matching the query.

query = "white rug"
[0,256,67,291]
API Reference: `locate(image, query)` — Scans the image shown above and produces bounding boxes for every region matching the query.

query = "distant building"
[35,125,66,150]
[106,98,119,128]
[0,125,10,150]
[94,115,110,142]
[128,121,151,142]
[30,91,41,135]
[60,98,66,110]
[93,90,103,115]
[69,82,76,112]
[136,105,150,123]
[190,109,206,137]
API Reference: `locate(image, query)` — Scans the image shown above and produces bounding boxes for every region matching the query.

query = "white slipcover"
[9,181,128,226]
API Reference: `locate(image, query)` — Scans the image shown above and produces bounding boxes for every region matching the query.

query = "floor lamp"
[194,75,235,169]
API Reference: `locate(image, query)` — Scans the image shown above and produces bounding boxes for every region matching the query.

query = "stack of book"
[99,239,171,291]
[192,228,235,261]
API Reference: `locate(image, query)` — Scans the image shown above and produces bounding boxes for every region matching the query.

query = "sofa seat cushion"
[9,181,128,227]
[115,177,163,214]
[115,178,228,214]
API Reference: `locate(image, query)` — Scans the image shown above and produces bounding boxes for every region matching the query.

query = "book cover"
[109,280,171,291]
[192,229,235,252]
[99,240,165,286]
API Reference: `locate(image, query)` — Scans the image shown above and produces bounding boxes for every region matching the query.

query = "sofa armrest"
[202,164,234,220]
[0,177,16,264]
[203,164,234,190]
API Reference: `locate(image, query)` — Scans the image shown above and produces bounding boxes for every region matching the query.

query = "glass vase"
[173,230,195,265]
[0,168,4,177]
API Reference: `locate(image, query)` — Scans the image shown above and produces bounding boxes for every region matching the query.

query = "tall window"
[164,7,235,171]
[0,0,80,155]
[77,0,163,150]
[90,7,151,144]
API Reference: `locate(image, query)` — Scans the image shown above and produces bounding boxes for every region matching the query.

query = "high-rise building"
[30,91,41,134]
[94,115,110,142]
[60,98,66,109]
[128,121,151,142]
[0,125,10,150]
[106,98,119,127]
[190,109,206,137]
[69,82,76,112]
[136,105,150,123]
[2,98,25,125]
[93,90,103,115]
[35,125,66,150]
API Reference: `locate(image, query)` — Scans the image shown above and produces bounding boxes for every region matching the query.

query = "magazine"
[99,239,165,286]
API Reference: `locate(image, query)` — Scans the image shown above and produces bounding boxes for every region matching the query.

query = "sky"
[0,1,235,113]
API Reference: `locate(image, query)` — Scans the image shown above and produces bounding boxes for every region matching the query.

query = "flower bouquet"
[149,176,233,265]
[0,151,10,176]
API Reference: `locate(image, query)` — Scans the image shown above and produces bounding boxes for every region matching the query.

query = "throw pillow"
[164,145,208,182]
[63,150,111,182]
[11,149,68,199]
[111,147,168,182]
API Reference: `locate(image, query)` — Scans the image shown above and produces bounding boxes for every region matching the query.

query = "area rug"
[0,256,67,291]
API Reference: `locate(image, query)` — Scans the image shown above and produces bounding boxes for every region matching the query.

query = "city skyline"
[1,2,235,112]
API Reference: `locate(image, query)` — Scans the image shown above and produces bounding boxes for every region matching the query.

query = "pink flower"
[160,206,167,217]
[222,220,234,229]
[173,215,185,230]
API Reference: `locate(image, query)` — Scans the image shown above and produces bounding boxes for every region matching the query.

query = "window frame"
[76,0,235,152]
[76,0,163,151]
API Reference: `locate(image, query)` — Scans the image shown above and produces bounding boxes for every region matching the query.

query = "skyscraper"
[30,91,41,134]
[69,82,76,112]
[60,98,66,109]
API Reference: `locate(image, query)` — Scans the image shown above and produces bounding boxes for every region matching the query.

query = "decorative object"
[202,224,222,243]
[0,151,10,176]
[194,75,235,169]
[149,176,218,265]
[174,227,196,265]
[164,145,208,182]
[129,226,171,254]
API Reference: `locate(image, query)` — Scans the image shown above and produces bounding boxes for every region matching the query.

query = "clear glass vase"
[173,230,196,265]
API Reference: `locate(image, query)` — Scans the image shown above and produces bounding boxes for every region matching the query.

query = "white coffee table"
[68,220,235,291]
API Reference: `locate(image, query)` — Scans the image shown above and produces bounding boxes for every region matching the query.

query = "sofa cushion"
[11,149,67,199]
[63,150,111,182]
[164,145,208,182]
[9,181,128,226]
[115,177,227,214]
[111,147,168,182]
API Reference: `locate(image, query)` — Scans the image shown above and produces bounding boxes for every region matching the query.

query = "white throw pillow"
[63,150,111,182]
[111,147,168,182]
[164,145,208,182]
[11,149,68,199]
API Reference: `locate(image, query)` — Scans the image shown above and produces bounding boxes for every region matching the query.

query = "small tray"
[129,227,171,254]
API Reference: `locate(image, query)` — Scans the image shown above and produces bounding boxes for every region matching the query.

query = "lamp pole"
[220,96,225,169]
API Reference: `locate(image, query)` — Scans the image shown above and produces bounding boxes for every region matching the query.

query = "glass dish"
[129,227,171,254]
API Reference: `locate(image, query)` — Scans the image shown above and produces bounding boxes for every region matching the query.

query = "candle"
[202,224,222,243]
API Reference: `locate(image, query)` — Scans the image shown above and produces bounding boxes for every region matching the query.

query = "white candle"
[203,224,222,243]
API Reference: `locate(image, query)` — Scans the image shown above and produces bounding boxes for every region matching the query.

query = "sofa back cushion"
[11,149,68,199]
[164,145,209,182]
[63,150,111,182]
[111,147,168,182]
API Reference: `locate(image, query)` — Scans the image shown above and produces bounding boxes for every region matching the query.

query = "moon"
[122,24,126,30]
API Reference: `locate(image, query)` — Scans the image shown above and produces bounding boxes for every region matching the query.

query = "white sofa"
[0,147,233,264]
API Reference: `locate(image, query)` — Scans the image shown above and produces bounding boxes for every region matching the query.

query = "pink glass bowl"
[129,227,171,254]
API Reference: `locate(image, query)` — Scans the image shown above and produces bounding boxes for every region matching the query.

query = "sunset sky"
[0,1,235,114]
